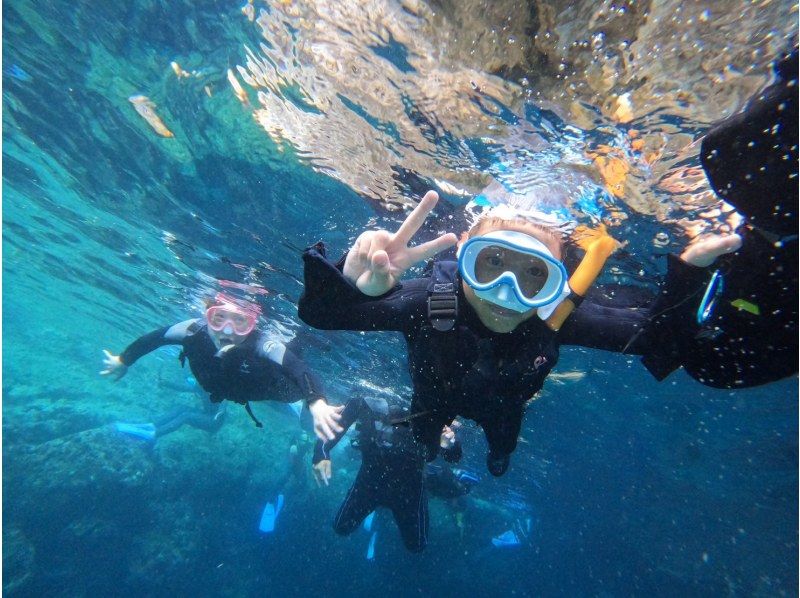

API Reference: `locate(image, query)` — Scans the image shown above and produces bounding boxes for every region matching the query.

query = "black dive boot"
[487,452,510,477]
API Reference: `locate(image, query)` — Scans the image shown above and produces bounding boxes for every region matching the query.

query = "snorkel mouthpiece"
[215,342,237,357]
[475,284,530,313]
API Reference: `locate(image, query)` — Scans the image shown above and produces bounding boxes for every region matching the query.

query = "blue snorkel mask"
[458,230,570,320]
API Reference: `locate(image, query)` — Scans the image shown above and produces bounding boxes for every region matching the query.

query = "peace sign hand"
[343,191,458,296]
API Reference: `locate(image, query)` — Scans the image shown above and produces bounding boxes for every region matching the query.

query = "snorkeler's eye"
[486,253,504,267]
[527,266,545,277]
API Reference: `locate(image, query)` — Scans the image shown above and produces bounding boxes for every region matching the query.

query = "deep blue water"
[3,0,798,595]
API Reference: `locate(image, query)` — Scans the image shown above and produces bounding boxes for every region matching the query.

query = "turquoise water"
[3,0,798,595]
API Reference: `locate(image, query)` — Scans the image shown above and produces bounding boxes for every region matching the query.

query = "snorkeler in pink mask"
[102,293,343,442]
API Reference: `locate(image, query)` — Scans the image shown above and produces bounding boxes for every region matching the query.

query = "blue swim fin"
[491,529,521,548]
[366,531,377,560]
[259,495,285,533]
[362,511,376,533]
[456,469,480,485]
[114,422,156,441]
[259,503,276,533]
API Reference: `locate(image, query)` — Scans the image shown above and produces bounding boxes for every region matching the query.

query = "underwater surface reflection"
[3,0,798,595]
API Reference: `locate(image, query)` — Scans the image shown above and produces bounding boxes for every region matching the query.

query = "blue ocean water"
[3,0,798,595]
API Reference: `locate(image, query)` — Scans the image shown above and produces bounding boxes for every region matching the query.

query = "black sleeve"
[280,348,325,405]
[312,397,367,464]
[700,48,797,236]
[298,242,428,333]
[441,439,463,463]
[639,255,716,380]
[119,326,180,366]
[560,255,712,360]
[558,299,651,355]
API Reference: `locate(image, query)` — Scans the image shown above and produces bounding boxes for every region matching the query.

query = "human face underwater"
[205,296,260,349]
[459,224,569,333]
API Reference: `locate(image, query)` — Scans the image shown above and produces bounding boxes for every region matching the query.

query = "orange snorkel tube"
[545,226,618,331]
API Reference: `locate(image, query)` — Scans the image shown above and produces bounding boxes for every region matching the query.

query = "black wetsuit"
[425,463,474,500]
[149,377,227,437]
[701,48,797,236]
[153,397,226,437]
[270,435,312,494]
[642,48,799,388]
[299,249,652,467]
[119,319,324,419]
[312,397,461,553]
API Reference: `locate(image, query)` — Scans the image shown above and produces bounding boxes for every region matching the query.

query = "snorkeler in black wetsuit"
[425,462,477,501]
[298,192,733,476]
[311,397,462,553]
[641,48,798,388]
[101,293,343,441]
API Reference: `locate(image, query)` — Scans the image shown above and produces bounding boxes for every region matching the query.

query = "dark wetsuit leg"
[411,410,452,461]
[153,409,190,437]
[640,49,798,389]
[332,461,380,536]
[386,455,428,553]
[701,48,798,236]
[334,452,429,552]
[480,406,525,457]
[154,407,225,437]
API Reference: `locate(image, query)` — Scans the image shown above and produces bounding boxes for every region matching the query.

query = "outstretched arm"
[636,234,744,377]
[298,243,429,332]
[298,191,455,333]
[342,191,457,296]
[101,319,199,380]
[559,235,743,355]
[559,297,652,355]
[258,340,343,442]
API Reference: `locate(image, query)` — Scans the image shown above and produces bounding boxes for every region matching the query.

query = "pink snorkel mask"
[206,293,261,336]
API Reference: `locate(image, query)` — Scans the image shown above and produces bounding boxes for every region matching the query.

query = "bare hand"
[680,233,742,268]
[100,350,128,381]
[343,191,458,296]
[313,459,332,487]
[309,399,344,442]
[440,425,456,449]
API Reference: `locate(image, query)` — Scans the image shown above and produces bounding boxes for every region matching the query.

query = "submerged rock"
[7,426,153,519]
[126,498,199,588]
[3,527,35,595]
